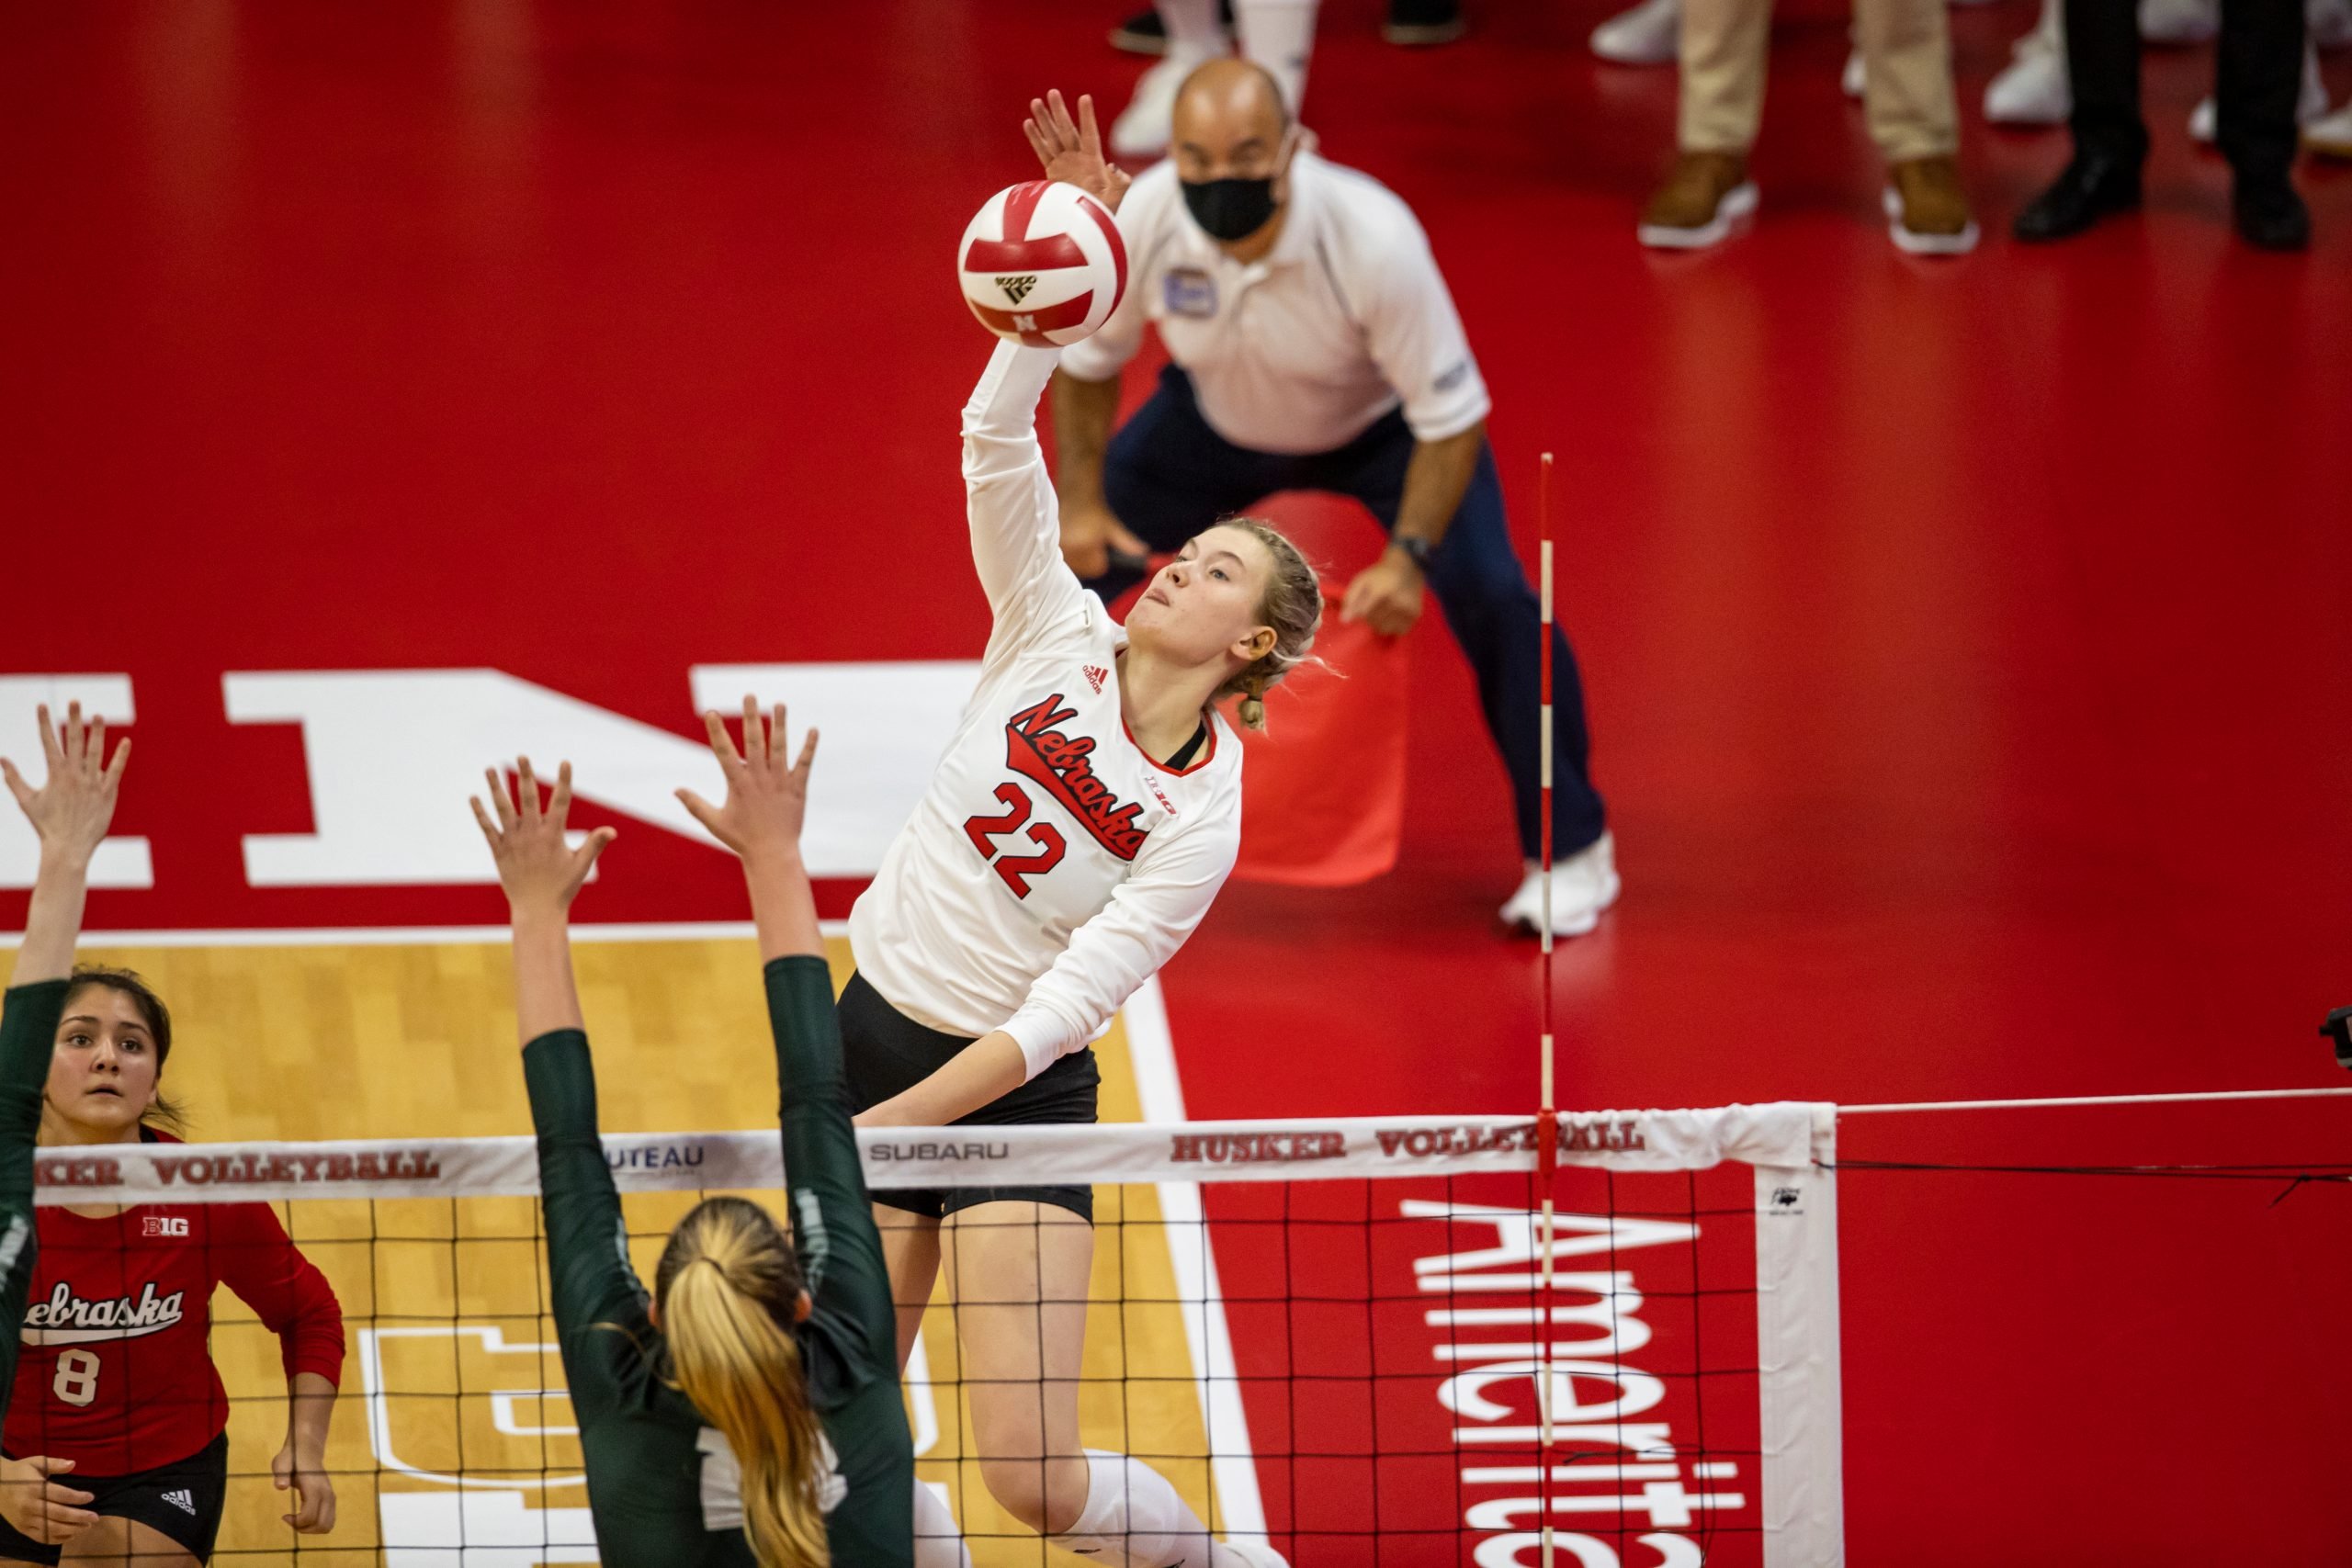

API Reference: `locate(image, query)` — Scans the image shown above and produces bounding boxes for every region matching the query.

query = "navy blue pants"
[1089,365,1605,861]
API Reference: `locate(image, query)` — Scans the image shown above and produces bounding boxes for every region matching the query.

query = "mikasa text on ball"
[956,180,1128,347]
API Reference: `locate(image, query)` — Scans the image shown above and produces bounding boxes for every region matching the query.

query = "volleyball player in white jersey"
[839,92,1308,1568]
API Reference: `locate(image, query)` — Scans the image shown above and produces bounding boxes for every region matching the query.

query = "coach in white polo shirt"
[1049,60,1615,933]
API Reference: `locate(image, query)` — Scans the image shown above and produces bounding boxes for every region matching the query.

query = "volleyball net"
[30,1103,1838,1567]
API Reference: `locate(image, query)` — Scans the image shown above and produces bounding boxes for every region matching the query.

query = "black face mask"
[1182,175,1280,243]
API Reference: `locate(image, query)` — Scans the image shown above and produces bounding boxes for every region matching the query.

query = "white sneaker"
[1112,48,1216,159]
[2188,42,2327,142]
[1590,0,1681,64]
[2313,0,2352,50]
[2139,0,2218,42]
[1984,46,2070,123]
[2309,97,2352,156]
[1842,47,1867,97]
[1499,833,1620,938]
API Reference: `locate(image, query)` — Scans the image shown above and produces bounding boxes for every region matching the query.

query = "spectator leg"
[1857,0,1962,161]
[1679,0,1773,152]
[2065,0,2149,164]
[2214,0,2303,178]
[1329,423,1608,863]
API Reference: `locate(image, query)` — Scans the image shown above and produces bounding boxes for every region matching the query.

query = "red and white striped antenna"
[1536,449,1560,1564]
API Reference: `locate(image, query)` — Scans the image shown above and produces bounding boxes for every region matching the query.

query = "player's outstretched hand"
[0,703,130,867]
[677,696,818,864]
[1025,89,1130,214]
[274,1438,336,1533]
[471,758,616,919]
[0,1455,96,1546]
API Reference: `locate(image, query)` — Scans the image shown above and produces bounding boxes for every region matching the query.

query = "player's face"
[48,987,161,1137]
[1127,525,1279,671]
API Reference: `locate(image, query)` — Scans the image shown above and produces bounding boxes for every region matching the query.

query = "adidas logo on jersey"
[1082,664,1108,694]
[162,1488,197,1515]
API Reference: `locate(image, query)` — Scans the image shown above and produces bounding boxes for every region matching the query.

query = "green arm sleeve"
[523,1031,648,1359]
[0,981,68,1413]
[763,958,896,1371]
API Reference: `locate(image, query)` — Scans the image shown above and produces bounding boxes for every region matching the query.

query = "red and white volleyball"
[956,180,1127,347]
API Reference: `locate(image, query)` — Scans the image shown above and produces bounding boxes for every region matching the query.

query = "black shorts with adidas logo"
[0,1430,227,1563]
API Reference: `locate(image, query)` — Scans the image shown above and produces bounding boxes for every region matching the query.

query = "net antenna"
[1536,449,1560,1565]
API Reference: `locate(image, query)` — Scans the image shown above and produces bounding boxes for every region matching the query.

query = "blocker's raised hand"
[471,758,616,916]
[676,695,819,863]
[0,703,130,867]
[1025,89,1130,214]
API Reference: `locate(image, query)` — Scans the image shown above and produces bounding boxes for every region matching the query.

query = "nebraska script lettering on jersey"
[1003,695,1148,860]
[23,1280,187,1346]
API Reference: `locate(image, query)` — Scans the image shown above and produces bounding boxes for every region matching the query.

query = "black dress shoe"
[2233,175,2311,251]
[1385,0,1467,45]
[2012,154,2143,243]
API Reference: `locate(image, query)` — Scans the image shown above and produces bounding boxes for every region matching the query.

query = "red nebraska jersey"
[6,1137,345,1472]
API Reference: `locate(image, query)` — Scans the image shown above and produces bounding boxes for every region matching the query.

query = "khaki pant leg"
[1679,0,1773,153]
[1856,0,1961,161]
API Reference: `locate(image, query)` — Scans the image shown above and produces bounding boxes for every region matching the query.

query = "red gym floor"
[4,2,2350,1563]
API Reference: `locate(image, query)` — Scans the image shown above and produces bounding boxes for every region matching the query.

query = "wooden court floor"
[60,934,1226,1566]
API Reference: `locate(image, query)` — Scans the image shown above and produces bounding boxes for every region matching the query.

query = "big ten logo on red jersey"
[359,1324,601,1562]
[141,1215,189,1238]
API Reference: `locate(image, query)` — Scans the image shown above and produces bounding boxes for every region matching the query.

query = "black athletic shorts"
[0,1430,228,1564]
[839,969,1099,1223]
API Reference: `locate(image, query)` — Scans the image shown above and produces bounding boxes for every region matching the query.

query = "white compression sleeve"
[1159,0,1229,55]
[912,1480,974,1568]
[1049,1449,1262,1568]
[1237,0,1317,115]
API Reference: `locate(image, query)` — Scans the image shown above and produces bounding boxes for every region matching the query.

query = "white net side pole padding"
[1755,1104,1844,1568]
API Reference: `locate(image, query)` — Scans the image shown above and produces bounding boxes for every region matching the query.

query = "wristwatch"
[1389,535,1434,571]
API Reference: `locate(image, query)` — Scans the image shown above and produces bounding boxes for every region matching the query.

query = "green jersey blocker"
[0,981,68,1417]
[523,957,913,1566]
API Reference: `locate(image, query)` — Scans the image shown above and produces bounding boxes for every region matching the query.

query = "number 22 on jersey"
[963,784,1067,897]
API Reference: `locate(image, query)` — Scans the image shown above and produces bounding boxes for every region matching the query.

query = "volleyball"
[956,180,1127,347]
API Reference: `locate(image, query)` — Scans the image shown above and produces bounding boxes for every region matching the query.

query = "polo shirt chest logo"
[1164,267,1217,318]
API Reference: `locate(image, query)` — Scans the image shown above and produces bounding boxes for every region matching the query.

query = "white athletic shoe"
[1499,833,1620,939]
[2309,97,2352,156]
[2139,0,2218,42]
[1590,0,1681,64]
[2312,0,2352,49]
[1112,47,1216,158]
[1842,47,1867,98]
[2187,42,2327,142]
[1984,46,2070,123]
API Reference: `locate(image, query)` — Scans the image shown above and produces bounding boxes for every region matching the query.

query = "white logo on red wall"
[24,1280,187,1345]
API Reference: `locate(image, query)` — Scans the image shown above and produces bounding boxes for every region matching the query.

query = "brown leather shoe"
[1637,152,1758,250]
[1883,155,1979,255]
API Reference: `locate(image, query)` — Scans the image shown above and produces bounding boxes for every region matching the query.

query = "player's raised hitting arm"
[967,92,1136,634]
[0,705,119,1545]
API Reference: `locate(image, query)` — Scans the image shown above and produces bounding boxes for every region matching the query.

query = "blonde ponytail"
[657,1198,831,1568]
[1208,516,1323,733]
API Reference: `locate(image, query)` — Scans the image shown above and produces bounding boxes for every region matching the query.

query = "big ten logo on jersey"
[360,1325,598,1564]
[141,1215,189,1238]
